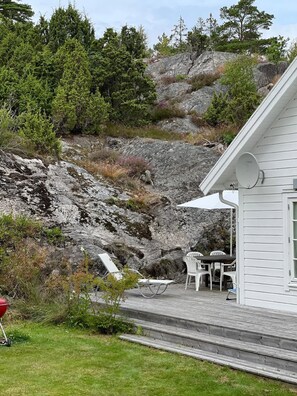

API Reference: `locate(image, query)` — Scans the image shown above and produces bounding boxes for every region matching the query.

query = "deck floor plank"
[97,284,297,339]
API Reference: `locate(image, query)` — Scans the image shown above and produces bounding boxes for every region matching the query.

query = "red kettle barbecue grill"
[0,298,11,346]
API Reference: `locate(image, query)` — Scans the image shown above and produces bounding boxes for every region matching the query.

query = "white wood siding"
[240,94,297,313]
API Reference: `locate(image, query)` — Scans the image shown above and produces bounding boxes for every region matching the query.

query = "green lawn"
[0,322,296,396]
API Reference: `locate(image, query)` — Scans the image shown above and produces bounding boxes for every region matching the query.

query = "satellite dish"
[236,152,264,189]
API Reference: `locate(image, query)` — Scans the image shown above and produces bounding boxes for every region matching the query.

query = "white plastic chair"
[98,253,174,298]
[220,259,236,292]
[210,250,226,281]
[184,252,212,291]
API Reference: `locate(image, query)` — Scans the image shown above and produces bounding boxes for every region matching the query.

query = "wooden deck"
[117,283,297,340]
[92,282,297,383]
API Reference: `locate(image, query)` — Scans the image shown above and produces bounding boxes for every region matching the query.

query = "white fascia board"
[200,58,297,195]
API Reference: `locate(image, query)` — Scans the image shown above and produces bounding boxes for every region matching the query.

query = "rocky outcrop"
[109,137,224,268]
[0,138,224,277]
[147,51,288,134]
[147,51,236,81]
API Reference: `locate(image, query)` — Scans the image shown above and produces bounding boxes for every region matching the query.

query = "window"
[292,202,297,280]
[283,194,297,289]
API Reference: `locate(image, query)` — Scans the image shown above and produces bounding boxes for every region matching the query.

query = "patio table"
[199,255,236,288]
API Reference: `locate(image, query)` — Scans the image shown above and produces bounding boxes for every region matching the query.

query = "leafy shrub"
[0,106,61,157]
[0,214,65,300]
[1,239,48,300]
[204,56,262,128]
[189,72,220,91]
[97,267,140,318]
[61,253,137,334]
[0,213,42,243]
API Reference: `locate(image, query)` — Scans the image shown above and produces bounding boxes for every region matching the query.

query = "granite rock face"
[146,51,288,134]
[0,138,223,277]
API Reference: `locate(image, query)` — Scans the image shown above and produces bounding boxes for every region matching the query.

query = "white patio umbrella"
[178,190,238,255]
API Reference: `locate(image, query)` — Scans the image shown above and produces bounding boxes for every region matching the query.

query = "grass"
[103,123,182,141]
[0,322,296,396]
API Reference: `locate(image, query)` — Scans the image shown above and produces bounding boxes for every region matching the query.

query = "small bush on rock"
[189,72,220,91]
[151,102,186,121]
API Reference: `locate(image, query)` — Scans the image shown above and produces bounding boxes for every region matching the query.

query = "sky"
[27,0,297,47]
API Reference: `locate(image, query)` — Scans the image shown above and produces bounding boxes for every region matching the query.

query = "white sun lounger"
[98,253,174,298]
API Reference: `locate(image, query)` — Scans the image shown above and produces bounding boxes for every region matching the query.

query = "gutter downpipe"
[219,191,239,303]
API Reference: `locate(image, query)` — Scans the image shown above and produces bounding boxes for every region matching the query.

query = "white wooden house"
[200,57,297,313]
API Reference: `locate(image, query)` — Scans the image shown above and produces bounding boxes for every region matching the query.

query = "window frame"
[284,194,297,290]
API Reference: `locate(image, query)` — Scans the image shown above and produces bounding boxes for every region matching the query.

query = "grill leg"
[0,320,10,346]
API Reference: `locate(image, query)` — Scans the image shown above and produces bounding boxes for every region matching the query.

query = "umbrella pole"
[230,208,233,256]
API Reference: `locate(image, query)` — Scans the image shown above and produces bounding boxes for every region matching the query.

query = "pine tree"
[0,0,33,23]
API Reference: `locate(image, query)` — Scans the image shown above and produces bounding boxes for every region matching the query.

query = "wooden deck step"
[92,285,297,383]
[120,334,297,385]
[121,307,297,351]
[129,319,297,373]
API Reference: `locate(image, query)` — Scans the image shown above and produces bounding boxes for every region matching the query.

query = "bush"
[151,102,185,121]
[222,130,237,145]
[92,313,134,335]
[204,55,262,128]
[17,109,61,156]
[0,214,64,300]
[116,156,152,178]
[189,72,220,91]
[0,107,24,152]
[160,74,187,85]
[97,267,140,318]
[88,148,119,163]
[204,92,229,126]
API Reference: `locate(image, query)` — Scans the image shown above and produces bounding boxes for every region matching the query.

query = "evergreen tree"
[0,0,33,23]
[0,66,19,109]
[48,4,95,52]
[52,39,109,134]
[171,16,188,52]
[18,73,52,114]
[120,25,147,59]
[187,18,208,55]
[91,28,156,126]
[153,33,174,56]
[217,0,274,53]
